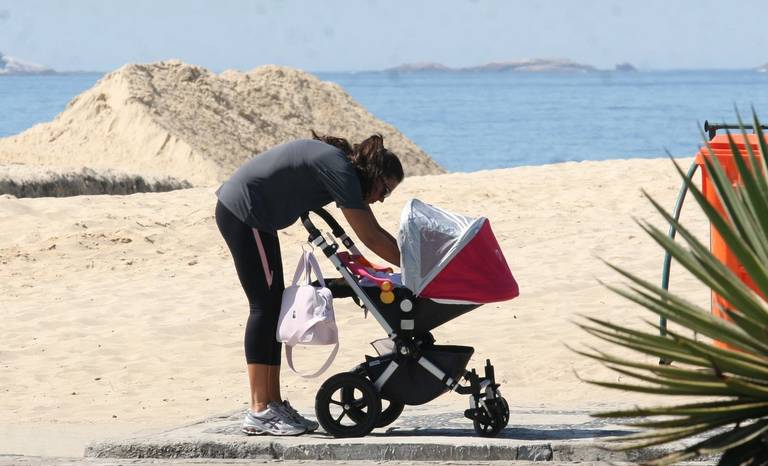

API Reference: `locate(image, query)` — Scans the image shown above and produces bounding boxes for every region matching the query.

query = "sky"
[0,0,767,73]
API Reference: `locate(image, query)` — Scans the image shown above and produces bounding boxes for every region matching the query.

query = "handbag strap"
[285,341,339,379]
[306,251,326,288]
[289,250,327,287]
[283,309,337,378]
[285,313,327,347]
[290,251,309,286]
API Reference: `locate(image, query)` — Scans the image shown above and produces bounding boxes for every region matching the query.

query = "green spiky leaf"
[575,112,768,465]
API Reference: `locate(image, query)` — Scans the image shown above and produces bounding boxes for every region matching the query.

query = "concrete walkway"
[0,458,715,466]
[83,406,716,463]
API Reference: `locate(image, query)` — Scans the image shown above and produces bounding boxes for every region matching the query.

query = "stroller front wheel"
[472,396,509,437]
[315,372,382,438]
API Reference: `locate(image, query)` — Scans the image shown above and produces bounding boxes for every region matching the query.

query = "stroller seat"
[325,254,483,336]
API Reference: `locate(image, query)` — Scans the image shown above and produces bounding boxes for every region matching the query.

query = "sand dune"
[0,61,443,188]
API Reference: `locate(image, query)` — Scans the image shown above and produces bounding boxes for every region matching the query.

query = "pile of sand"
[0,61,443,187]
[0,164,191,198]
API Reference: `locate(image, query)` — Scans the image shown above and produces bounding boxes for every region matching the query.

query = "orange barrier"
[694,134,766,348]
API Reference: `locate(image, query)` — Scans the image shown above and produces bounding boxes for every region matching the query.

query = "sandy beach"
[0,60,719,458]
[0,156,712,456]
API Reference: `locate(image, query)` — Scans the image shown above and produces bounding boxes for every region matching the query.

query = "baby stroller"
[300,199,519,438]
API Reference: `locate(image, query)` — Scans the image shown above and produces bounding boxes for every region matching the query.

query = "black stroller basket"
[299,208,510,438]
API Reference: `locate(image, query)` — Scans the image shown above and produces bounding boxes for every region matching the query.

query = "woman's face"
[366,176,400,204]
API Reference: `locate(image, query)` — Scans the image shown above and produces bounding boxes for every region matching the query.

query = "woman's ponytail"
[311,131,404,198]
[310,130,352,155]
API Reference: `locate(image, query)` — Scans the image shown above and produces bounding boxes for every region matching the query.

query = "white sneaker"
[241,405,306,436]
[280,400,320,433]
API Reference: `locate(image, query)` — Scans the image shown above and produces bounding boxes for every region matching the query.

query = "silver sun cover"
[398,198,486,296]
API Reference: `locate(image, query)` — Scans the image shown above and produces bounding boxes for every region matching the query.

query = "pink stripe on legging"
[251,228,273,288]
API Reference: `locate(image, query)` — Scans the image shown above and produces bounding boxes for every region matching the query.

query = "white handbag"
[277,250,339,378]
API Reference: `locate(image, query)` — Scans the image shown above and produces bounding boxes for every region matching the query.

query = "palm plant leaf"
[595,399,768,418]
[638,194,768,324]
[716,433,768,466]
[605,275,767,354]
[644,420,768,465]
[700,139,763,257]
[574,339,768,383]
[693,144,768,296]
[724,126,768,253]
[576,111,768,465]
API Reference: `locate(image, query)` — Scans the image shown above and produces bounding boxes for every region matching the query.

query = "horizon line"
[4,66,767,76]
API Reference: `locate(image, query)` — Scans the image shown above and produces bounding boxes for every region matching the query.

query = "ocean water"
[2,70,768,172]
[0,73,103,137]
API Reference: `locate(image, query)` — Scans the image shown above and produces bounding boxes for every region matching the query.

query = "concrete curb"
[85,407,715,462]
[86,440,679,462]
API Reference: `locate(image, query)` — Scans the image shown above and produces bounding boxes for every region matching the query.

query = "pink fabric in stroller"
[337,252,398,287]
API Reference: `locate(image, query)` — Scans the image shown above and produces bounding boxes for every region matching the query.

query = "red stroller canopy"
[398,199,519,304]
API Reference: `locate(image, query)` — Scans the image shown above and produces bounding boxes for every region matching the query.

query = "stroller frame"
[300,208,510,438]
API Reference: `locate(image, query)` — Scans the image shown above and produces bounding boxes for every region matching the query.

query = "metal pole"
[703,120,768,139]
[659,161,699,339]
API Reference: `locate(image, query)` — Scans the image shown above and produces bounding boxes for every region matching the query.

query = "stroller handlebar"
[300,208,359,256]
[300,208,345,237]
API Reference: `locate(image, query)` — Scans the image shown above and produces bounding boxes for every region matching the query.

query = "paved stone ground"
[0,455,714,466]
[82,406,717,464]
[0,459,717,466]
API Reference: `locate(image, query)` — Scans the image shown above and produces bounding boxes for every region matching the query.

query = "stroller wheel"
[497,396,510,429]
[342,386,405,428]
[375,398,405,428]
[315,372,381,438]
[472,396,508,437]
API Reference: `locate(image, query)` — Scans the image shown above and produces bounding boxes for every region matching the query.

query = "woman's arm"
[364,205,399,247]
[341,207,400,266]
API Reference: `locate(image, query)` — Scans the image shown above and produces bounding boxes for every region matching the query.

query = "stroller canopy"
[398,199,519,303]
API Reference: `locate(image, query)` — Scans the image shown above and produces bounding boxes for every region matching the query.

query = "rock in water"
[0,51,54,74]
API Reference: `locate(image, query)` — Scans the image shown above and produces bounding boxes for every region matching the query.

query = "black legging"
[215,201,284,365]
